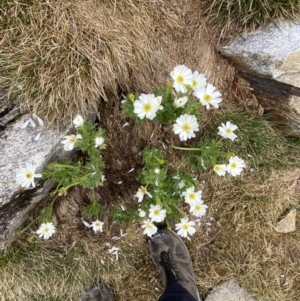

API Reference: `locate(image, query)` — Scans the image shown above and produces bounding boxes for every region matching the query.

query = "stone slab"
[219,21,300,137]
[0,94,91,249]
[220,21,300,88]
[205,280,258,301]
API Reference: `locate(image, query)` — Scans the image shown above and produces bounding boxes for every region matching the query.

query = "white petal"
[34,133,41,141]
[20,120,30,129]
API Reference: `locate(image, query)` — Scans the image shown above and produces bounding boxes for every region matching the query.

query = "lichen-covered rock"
[220,21,300,137]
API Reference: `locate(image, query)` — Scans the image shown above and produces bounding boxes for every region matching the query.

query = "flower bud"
[128,93,135,101]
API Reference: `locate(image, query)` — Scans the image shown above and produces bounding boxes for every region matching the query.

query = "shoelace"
[159,251,177,283]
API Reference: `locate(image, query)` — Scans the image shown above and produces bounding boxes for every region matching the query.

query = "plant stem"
[172,145,202,151]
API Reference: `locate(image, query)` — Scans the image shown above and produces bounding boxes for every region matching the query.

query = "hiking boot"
[79,282,114,301]
[148,228,201,301]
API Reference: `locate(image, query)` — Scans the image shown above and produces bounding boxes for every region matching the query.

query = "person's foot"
[79,282,114,301]
[148,228,201,301]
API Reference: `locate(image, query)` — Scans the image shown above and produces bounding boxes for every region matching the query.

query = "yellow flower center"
[225,128,232,134]
[146,223,152,229]
[25,172,33,179]
[154,209,160,216]
[143,103,152,112]
[182,123,191,132]
[176,75,184,84]
[44,227,49,233]
[203,94,212,103]
[188,193,195,200]
[195,205,201,211]
[230,162,237,169]
[182,224,189,230]
[70,136,76,143]
[192,80,197,87]
[141,187,148,194]
[214,166,220,172]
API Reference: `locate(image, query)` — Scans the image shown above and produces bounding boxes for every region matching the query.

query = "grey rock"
[220,21,300,137]
[79,282,114,301]
[220,21,300,87]
[0,96,95,249]
[205,280,258,301]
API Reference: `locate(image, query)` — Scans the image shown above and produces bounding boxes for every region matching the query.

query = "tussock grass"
[0,0,183,123]
[200,0,300,37]
[0,0,236,124]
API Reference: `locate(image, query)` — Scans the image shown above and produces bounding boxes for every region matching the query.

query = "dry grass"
[0,0,232,124]
[1,167,300,301]
[199,0,300,39]
[1,97,300,301]
[1,1,300,301]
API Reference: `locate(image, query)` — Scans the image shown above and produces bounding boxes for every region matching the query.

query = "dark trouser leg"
[158,282,199,301]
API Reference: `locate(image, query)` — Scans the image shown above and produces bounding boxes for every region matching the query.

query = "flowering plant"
[16,115,107,240]
[120,65,248,238]
[43,115,107,196]
[134,148,208,238]
[123,65,246,176]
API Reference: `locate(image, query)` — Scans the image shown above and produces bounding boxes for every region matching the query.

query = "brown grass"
[1,167,300,301]
[1,94,300,300]
[1,1,300,301]
[0,0,233,124]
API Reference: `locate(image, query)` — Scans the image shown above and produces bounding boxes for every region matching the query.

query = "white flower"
[95,136,105,148]
[227,156,246,177]
[191,71,207,91]
[61,134,82,151]
[36,222,55,240]
[91,220,104,232]
[189,200,208,217]
[213,164,227,176]
[138,208,146,218]
[149,204,167,223]
[154,96,163,106]
[154,168,160,174]
[218,121,238,141]
[178,180,185,189]
[108,246,120,261]
[174,96,188,108]
[173,114,199,141]
[135,186,152,203]
[142,219,158,237]
[170,65,193,93]
[133,94,163,120]
[194,83,222,109]
[15,163,42,188]
[175,218,196,238]
[182,186,202,205]
[73,114,84,127]
[82,218,92,228]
